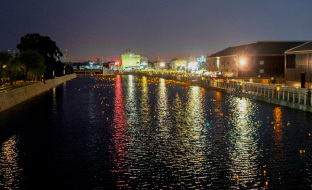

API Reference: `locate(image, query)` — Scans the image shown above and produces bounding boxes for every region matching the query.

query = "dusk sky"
[1,0,312,62]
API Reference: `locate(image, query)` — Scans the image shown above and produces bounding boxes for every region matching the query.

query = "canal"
[1,75,312,189]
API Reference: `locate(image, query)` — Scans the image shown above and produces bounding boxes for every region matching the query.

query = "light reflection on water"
[228,97,259,188]
[1,75,312,189]
[0,135,21,189]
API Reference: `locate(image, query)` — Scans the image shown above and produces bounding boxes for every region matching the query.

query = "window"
[260,60,264,65]
[259,69,264,73]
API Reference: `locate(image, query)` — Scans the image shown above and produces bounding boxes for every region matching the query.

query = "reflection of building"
[285,41,312,88]
[207,41,307,77]
[121,49,141,69]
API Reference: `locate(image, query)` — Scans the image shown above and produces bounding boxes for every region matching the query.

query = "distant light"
[160,62,165,67]
[3,65,6,68]
[188,62,198,70]
[276,86,280,91]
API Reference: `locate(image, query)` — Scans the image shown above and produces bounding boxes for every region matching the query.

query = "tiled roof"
[209,41,308,57]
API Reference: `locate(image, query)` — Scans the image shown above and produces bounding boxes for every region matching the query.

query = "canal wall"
[122,71,312,113]
[0,74,77,113]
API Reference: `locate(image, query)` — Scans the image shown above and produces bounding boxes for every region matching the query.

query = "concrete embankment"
[0,74,77,113]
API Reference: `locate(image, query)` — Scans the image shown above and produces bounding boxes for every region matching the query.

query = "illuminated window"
[259,69,264,73]
[260,60,264,65]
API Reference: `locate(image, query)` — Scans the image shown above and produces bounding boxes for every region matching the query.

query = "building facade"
[207,41,307,78]
[121,50,140,69]
[140,57,148,69]
[285,41,312,88]
[196,55,207,70]
[171,59,187,71]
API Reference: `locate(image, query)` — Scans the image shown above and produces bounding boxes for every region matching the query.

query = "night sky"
[1,0,312,62]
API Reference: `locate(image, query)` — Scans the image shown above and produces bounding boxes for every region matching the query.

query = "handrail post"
[299,92,301,104]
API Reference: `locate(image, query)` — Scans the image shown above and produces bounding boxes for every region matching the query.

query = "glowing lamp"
[239,58,246,65]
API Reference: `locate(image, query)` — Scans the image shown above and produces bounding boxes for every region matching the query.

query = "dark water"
[1,75,312,189]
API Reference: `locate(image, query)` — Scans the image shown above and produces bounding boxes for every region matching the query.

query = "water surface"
[1,75,312,189]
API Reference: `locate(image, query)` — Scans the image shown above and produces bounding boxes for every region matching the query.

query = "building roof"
[209,41,308,58]
[285,41,312,54]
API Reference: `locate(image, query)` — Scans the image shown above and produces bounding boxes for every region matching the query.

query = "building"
[121,50,140,69]
[60,49,71,65]
[60,57,71,64]
[196,55,206,70]
[140,57,148,69]
[154,62,166,70]
[207,41,307,78]
[171,59,187,71]
[285,41,312,88]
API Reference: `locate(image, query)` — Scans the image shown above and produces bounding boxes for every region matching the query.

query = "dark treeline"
[0,33,73,85]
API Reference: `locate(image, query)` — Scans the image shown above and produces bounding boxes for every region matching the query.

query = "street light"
[160,62,165,69]
[239,58,246,80]
[239,58,246,66]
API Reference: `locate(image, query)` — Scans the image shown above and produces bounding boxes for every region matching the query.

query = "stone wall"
[0,74,77,113]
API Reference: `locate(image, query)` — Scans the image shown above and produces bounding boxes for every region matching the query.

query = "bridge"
[73,69,103,74]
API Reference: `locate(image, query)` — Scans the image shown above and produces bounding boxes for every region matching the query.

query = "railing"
[121,70,312,108]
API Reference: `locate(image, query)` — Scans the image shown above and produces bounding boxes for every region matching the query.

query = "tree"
[17,33,63,78]
[18,50,45,82]
[0,51,21,85]
[0,52,12,82]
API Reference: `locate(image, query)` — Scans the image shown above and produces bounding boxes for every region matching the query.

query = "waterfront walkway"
[121,70,312,113]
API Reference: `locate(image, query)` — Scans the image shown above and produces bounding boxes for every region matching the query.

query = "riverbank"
[0,73,77,113]
[121,70,312,113]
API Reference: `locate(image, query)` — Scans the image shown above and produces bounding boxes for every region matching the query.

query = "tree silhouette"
[0,51,20,85]
[18,50,45,82]
[17,33,63,78]
[0,51,13,82]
